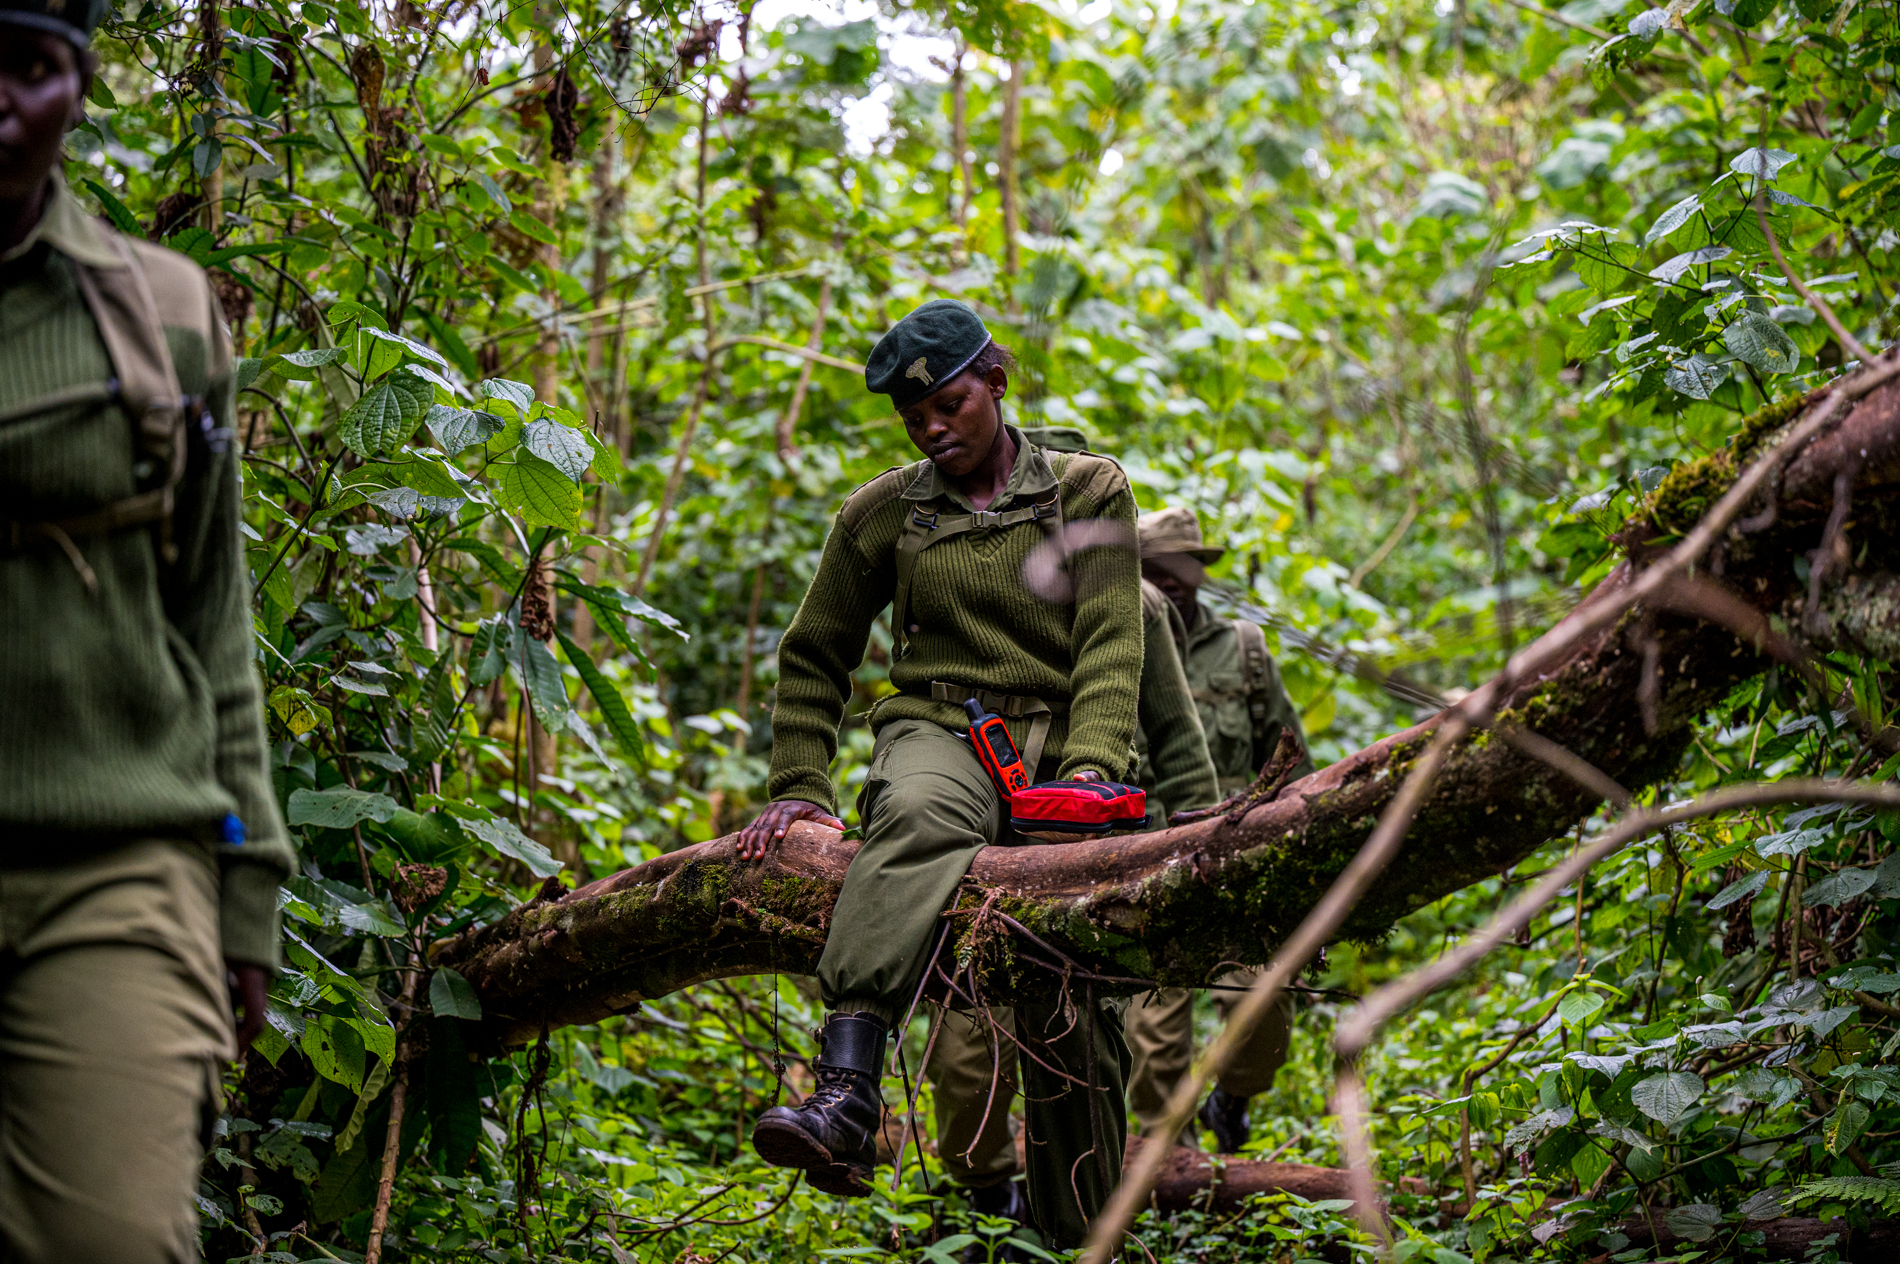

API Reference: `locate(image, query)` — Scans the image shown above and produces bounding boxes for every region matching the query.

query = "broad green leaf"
[287,787,401,829]
[499,454,584,530]
[303,1014,366,1092]
[1708,868,1767,909]
[1630,1070,1703,1124]
[1827,1100,1871,1155]
[1722,312,1801,373]
[360,325,450,369]
[1558,989,1606,1027]
[338,369,433,457]
[428,404,505,456]
[477,377,537,417]
[338,899,406,936]
[1664,1204,1722,1242]
[1804,865,1877,908]
[523,417,594,480]
[514,632,571,731]
[1649,246,1732,282]
[454,808,564,879]
[384,452,465,498]
[1664,353,1728,399]
[429,967,484,1020]
[509,208,559,245]
[1643,194,1700,245]
[468,613,517,688]
[1730,147,1799,180]
[1592,1119,1658,1154]
[80,177,145,236]
[268,686,331,738]
[555,627,645,761]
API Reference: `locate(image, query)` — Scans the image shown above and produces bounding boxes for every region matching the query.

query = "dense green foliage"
[69,0,1900,1256]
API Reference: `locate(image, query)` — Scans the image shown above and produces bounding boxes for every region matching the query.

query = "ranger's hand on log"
[736,799,844,860]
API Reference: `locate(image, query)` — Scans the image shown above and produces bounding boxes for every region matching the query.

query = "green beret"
[0,0,109,47]
[864,299,992,411]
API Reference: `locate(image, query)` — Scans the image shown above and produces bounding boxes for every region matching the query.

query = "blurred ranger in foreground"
[1125,507,1314,1152]
[0,3,292,1258]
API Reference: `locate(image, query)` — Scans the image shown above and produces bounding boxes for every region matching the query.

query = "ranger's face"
[899,364,1008,479]
[0,33,85,205]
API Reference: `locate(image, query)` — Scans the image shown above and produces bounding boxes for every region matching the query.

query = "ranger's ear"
[986,362,1009,401]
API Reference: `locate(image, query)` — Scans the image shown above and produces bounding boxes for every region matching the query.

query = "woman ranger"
[737,300,1143,1246]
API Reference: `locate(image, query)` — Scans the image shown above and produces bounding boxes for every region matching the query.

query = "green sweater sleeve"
[1139,584,1218,818]
[1057,482,1144,780]
[165,291,295,968]
[768,513,896,814]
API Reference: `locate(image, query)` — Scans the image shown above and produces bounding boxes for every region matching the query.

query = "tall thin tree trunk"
[951,40,970,235]
[634,93,716,596]
[200,0,223,230]
[999,60,1023,287]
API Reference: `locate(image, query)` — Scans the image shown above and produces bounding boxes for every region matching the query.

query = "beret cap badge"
[864,299,992,411]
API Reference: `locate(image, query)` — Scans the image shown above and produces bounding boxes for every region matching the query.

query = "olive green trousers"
[1124,972,1294,1137]
[818,719,1127,1248]
[0,840,231,1263]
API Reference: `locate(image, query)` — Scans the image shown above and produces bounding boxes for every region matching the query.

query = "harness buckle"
[971,509,1002,529]
[912,508,940,530]
[1032,497,1058,519]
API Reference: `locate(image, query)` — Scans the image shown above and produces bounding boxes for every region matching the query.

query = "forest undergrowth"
[71,0,1900,1257]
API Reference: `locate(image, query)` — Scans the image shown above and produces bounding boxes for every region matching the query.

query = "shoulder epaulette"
[837,461,925,532]
[1053,450,1130,508]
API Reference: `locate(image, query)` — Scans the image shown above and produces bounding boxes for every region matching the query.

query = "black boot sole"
[752,1117,876,1196]
[752,1115,834,1172]
[806,1160,875,1197]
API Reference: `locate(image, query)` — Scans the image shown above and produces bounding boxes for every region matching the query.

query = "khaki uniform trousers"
[820,719,1127,1248]
[924,1000,1128,1250]
[0,840,232,1263]
[1124,970,1294,1137]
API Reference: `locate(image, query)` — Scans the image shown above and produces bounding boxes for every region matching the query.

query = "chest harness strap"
[927,681,1065,783]
[890,491,1065,660]
[0,233,195,592]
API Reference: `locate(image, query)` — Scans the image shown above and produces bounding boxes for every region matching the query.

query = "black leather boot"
[752,1012,887,1196]
[1198,1085,1251,1154]
[963,1179,1031,1263]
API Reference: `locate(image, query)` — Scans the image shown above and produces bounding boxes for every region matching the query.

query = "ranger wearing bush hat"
[737,297,1144,1249]
[0,9,294,1259]
[1125,505,1315,1154]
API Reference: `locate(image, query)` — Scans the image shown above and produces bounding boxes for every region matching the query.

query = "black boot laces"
[803,1063,858,1110]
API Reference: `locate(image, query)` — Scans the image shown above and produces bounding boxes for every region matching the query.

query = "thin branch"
[1756,193,1873,364]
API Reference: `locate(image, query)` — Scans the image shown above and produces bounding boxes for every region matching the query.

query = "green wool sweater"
[770,427,1143,813]
[0,178,292,967]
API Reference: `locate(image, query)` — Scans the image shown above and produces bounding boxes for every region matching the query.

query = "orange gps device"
[964,698,1030,797]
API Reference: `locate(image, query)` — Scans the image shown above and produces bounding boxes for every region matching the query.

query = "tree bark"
[438,374,1900,1050]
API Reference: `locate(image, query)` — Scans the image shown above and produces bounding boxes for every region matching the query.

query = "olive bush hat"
[0,0,109,47]
[864,299,993,411]
[1136,507,1224,563]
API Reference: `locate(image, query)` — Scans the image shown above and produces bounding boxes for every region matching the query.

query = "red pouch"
[1008,781,1149,842]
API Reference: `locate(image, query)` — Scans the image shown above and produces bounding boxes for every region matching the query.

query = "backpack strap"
[0,233,201,591]
[70,231,193,567]
[889,490,1063,659]
[1234,619,1271,725]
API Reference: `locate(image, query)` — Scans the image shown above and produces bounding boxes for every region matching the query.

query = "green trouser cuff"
[831,999,902,1028]
[218,860,284,969]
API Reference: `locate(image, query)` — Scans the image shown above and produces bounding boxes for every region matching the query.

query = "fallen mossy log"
[1609,1214,1900,1261]
[1121,1138,1430,1213]
[437,368,1900,1049]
